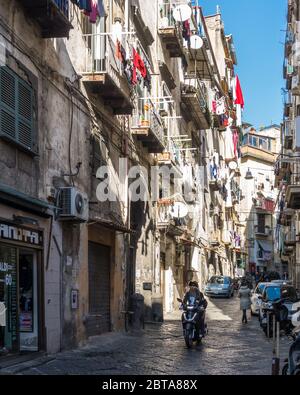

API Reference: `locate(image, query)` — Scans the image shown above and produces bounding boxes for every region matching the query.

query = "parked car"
[250,282,269,316]
[205,276,234,298]
[272,280,292,286]
[259,284,300,337]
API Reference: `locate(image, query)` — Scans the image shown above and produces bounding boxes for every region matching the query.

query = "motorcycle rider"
[182,281,208,338]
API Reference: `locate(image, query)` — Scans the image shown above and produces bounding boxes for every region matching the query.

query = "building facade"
[0,0,245,360]
[275,0,300,290]
[240,125,282,277]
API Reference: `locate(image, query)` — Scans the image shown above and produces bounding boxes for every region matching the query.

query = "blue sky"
[200,0,287,129]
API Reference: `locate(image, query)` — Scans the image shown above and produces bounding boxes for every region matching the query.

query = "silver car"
[205,276,234,298]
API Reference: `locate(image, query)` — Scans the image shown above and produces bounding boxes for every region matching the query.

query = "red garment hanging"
[235,75,244,109]
[133,48,147,79]
[116,39,122,61]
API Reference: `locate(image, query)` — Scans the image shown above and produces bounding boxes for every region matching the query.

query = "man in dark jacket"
[183,281,208,337]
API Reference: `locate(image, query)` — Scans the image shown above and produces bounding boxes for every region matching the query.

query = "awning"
[257,240,272,252]
[0,182,52,218]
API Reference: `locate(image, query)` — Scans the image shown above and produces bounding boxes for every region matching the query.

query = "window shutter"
[17,80,33,149]
[0,67,16,140]
[0,66,35,153]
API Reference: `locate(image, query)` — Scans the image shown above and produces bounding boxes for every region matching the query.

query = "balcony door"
[257,214,266,234]
[81,14,106,72]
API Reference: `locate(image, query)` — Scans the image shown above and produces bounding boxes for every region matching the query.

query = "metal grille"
[87,242,111,336]
[0,66,34,152]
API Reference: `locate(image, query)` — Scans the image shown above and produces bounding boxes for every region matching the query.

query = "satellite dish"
[172,5,192,23]
[169,201,189,219]
[190,35,203,50]
[228,161,238,171]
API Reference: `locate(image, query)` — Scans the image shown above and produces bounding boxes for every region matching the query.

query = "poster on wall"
[19,312,33,332]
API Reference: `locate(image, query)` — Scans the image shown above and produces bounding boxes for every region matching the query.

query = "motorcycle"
[260,298,300,338]
[281,309,300,376]
[177,296,207,349]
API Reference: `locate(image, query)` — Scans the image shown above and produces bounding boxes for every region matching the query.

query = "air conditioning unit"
[58,187,89,223]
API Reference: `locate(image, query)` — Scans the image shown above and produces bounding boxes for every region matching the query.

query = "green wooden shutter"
[17,79,33,150]
[0,67,17,140]
[0,66,34,152]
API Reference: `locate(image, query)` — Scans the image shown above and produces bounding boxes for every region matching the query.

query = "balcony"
[158,1,185,58]
[255,225,271,238]
[210,230,221,247]
[181,77,210,130]
[131,99,166,153]
[283,119,294,150]
[81,33,133,115]
[157,200,186,236]
[156,152,182,178]
[222,230,232,246]
[284,227,297,247]
[292,74,300,96]
[286,172,300,209]
[294,116,300,152]
[22,0,72,38]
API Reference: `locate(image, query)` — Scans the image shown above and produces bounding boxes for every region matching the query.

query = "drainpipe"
[53,234,63,352]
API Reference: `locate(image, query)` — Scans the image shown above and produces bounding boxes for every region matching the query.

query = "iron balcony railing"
[182,76,208,111]
[158,0,184,29]
[132,98,165,143]
[81,33,124,76]
[285,226,297,244]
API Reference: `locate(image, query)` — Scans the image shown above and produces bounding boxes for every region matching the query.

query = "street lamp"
[245,168,254,180]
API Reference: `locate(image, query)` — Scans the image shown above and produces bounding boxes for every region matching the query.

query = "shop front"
[0,220,44,357]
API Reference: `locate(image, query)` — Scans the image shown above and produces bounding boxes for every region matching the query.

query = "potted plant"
[140,115,150,127]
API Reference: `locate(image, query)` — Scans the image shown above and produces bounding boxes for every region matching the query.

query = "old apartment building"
[0,0,245,359]
[276,0,300,290]
[240,125,282,276]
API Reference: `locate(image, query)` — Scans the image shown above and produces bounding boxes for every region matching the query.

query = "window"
[257,214,266,233]
[0,66,36,153]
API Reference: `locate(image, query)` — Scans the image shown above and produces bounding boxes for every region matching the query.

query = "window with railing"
[158,0,179,29]
[182,76,208,110]
[132,96,165,141]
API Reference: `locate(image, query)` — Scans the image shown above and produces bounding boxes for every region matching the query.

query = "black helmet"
[189,281,199,288]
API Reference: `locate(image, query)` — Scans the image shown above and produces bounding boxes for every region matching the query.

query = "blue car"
[205,276,234,298]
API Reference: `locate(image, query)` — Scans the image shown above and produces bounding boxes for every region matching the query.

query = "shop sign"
[0,221,43,246]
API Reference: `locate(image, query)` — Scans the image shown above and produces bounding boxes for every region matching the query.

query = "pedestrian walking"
[238,279,251,324]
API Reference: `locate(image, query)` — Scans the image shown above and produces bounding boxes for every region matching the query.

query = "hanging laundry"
[224,127,235,160]
[234,75,244,109]
[116,39,122,61]
[232,129,239,158]
[216,97,226,115]
[84,0,99,23]
[71,0,92,12]
[182,20,191,45]
[132,48,147,84]
[97,0,105,16]
[212,100,217,113]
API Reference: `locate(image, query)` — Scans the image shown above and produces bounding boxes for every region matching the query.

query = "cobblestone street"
[0,296,291,376]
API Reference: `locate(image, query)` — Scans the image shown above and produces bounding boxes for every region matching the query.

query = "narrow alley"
[0,297,290,376]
